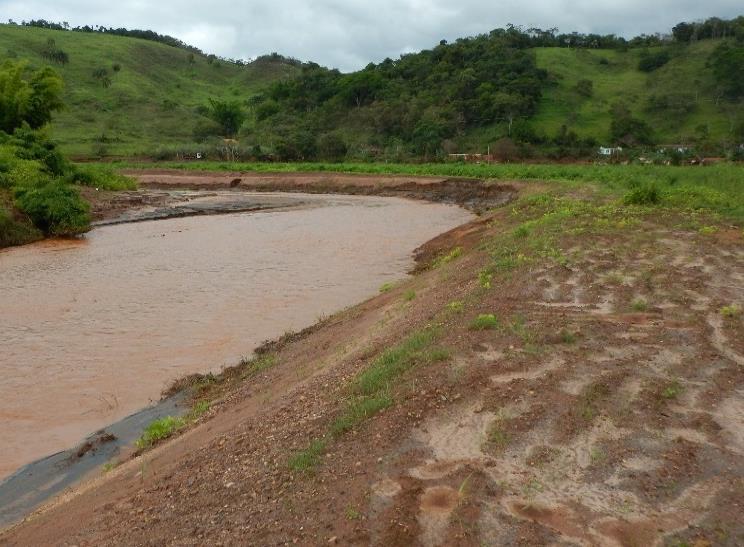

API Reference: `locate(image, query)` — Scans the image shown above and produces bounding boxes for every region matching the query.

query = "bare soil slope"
[3,175,743,546]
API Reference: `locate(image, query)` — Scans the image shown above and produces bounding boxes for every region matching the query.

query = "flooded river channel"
[0,192,473,479]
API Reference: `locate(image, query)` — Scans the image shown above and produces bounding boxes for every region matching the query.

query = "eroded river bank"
[0,191,474,482]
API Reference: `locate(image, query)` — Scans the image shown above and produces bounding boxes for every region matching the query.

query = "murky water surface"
[0,192,472,479]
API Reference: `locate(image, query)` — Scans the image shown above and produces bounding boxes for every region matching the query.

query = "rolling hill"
[1,22,742,158]
[0,24,300,156]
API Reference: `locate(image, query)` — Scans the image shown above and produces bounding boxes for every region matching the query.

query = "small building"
[598,146,623,156]
[658,144,691,154]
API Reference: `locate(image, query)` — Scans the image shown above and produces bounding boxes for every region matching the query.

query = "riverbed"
[0,192,473,479]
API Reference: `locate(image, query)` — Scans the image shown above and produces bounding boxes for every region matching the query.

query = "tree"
[574,79,593,98]
[0,61,64,133]
[609,103,654,146]
[317,133,347,162]
[206,99,246,137]
[709,42,744,99]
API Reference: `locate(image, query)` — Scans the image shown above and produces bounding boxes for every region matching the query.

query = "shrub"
[623,185,661,205]
[469,314,501,330]
[14,181,90,235]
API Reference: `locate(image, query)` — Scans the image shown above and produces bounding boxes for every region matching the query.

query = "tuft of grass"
[478,270,493,289]
[469,313,501,331]
[403,289,416,301]
[331,392,394,437]
[379,282,395,293]
[345,506,361,520]
[631,298,648,312]
[136,415,185,449]
[623,184,661,206]
[698,225,719,235]
[446,300,464,313]
[720,304,742,318]
[661,380,683,400]
[288,438,327,472]
[485,420,510,451]
[355,328,441,396]
[432,246,463,268]
[240,353,277,379]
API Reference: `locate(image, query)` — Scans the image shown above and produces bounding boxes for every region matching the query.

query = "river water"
[0,192,473,479]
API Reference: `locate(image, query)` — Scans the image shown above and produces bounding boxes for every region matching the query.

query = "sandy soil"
[3,174,743,546]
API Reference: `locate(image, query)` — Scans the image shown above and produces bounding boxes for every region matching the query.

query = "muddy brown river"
[0,192,473,480]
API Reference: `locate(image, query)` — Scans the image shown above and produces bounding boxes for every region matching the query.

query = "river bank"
[3,172,743,546]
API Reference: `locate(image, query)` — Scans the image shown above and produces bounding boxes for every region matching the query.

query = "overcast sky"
[1,1,741,71]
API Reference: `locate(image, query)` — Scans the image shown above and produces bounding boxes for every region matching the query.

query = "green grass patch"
[720,304,742,318]
[661,380,684,400]
[379,282,395,293]
[469,313,501,331]
[239,353,277,379]
[403,289,416,301]
[136,415,185,449]
[432,246,463,268]
[288,438,327,473]
[631,298,649,312]
[330,392,394,437]
[354,328,442,396]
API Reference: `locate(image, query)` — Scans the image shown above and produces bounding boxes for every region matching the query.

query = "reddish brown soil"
[3,174,743,547]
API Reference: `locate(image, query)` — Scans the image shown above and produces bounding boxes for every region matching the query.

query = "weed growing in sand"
[446,300,464,313]
[478,270,493,289]
[345,506,361,520]
[379,282,395,293]
[189,400,211,419]
[355,328,443,396]
[720,304,742,318]
[578,382,611,422]
[661,380,684,400]
[485,420,510,452]
[136,416,185,449]
[288,438,327,473]
[240,353,277,379]
[102,461,118,473]
[698,225,719,235]
[432,246,463,268]
[590,447,606,465]
[469,314,501,331]
[559,329,577,344]
[329,328,449,437]
[331,392,394,436]
[403,289,416,301]
[631,298,648,312]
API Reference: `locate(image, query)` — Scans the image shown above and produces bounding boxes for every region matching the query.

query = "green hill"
[1,22,742,159]
[531,42,733,145]
[0,24,300,156]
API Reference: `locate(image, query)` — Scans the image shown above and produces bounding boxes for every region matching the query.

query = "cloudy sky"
[1,1,741,71]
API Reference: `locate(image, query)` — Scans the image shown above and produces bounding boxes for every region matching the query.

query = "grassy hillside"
[532,42,734,145]
[0,24,299,156]
[0,24,741,159]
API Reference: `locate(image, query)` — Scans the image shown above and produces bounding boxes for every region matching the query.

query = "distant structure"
[598,146,623,157]
[447,153,494,163]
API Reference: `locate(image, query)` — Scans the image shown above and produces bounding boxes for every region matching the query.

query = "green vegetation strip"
[289,327,449,472]
[118,161,744,224]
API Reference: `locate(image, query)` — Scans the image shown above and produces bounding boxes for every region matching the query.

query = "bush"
[317,133,347,162]
[14,181,90,235]
[0,206,41,247]
[623,184,661,205]
[638,50,671,72]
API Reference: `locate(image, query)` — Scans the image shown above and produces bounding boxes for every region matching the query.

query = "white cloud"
[0,0,741,71]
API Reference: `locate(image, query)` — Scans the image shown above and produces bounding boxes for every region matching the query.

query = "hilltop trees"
[0,60,64,133]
